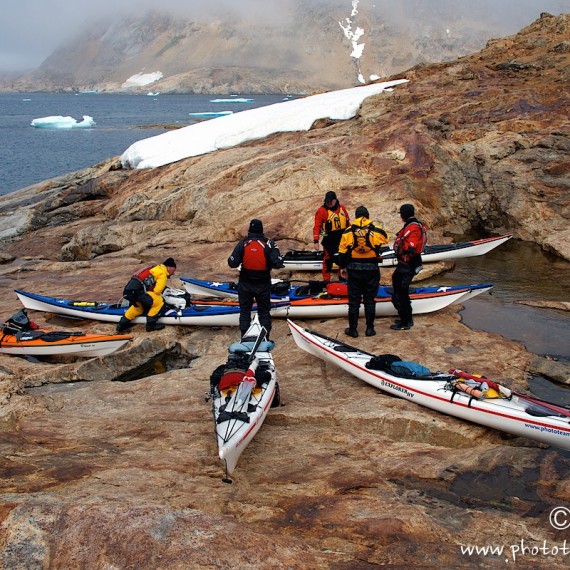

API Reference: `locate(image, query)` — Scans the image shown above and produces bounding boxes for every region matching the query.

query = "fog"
[2,0,568,72]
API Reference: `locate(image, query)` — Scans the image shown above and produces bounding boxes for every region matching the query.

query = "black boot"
[116,316,134,333]
[393,318,414,327]
[345,310,359,338]
[364,306,376,337]
[146,316,165,332]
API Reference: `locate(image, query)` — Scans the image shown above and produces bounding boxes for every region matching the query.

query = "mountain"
[0,1,542,94]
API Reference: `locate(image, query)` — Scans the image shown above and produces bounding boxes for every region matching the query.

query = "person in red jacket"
[390,204,428,330]
[313,191,350,281]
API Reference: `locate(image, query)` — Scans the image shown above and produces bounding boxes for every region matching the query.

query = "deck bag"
[209,363,226,392]
[254,361,272,387]
[292,280,327,297]
[389,361,432,378]
[218,352,250,390]
[326,282,348,296]
[366,354,402,371]
[285,250,323,260]
[270,280,290,296]
[1,309,39,339]
[162,287,190,310]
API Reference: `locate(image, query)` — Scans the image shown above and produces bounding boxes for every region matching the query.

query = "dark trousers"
[391,265,415,325]
[238,279,272,336]
[321,232,343,281]
[347,266,380,329]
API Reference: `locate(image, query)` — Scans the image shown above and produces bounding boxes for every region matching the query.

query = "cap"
[399,204,415,219]
[355,205,369,219]
[163,257,177,268]
[249,219,264,234]
[324,191,337,202]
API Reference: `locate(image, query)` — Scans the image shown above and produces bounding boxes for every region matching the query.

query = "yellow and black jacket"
[337,217,389,268]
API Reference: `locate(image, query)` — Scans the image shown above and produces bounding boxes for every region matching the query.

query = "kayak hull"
[15,283,492,325]
[287,320,570,451]
[211,317,276,475]
[182,279,493,318]
[282,234,513,271]
[0,331,132,357]
[14,289,267,327]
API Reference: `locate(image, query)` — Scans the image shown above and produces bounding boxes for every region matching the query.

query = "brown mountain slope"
[4,3,518,94]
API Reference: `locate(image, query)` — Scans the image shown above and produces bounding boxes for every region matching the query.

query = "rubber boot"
[146,316,165,332]
[116,316,134,333]
[364,306,376,337]
[344,310,359,338]
[393,318,414,327]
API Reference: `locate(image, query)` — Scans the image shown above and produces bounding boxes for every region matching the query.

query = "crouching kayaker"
[116,258,177,333]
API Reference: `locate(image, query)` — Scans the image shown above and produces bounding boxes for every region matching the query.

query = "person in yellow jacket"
[337,206,389,338]
[116,258,177,333]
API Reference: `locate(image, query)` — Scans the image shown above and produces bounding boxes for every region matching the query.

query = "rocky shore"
[1,13,569,568]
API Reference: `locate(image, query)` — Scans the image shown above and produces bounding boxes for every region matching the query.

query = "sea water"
[0,92,291,196]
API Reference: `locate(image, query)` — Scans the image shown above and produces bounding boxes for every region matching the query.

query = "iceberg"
[188,111,234,118]
[30,115,96,129]
[210,98,254,103]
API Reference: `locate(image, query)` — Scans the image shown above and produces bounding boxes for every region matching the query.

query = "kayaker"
[390,204,428,330]
[116,258,177,333]
[313,191,350,281]
[337,206,389,338]
[228,219,284,340]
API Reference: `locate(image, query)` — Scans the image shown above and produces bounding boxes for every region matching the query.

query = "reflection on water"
[458,298,569,358]
[434,237,570,305]
[528,375,570,407]
[425,236,570,357]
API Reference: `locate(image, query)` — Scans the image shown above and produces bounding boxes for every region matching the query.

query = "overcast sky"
[1,0,568,72]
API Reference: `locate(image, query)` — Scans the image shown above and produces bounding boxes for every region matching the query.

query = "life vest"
[394,221,428,257]
[242,239,268,271]
[410,221,428,254]
[351,225,374,255]
[133,265,156,291]
[323,208,349,234]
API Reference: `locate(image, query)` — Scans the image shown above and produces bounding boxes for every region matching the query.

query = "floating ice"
[210,98,254,103]
[30,115,96,129]
[188,111,234,118]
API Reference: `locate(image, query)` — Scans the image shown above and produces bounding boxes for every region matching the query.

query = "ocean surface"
[0,92,291,196]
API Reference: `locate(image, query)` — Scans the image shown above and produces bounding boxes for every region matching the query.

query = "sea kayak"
[182,278,493,318]
[282,234,513,271]
[208,316,278,480]
[0,328,132,357]
[16,282,490,325]
[14,288,289,327]
[287,320,570,451]
[182,276,492,306]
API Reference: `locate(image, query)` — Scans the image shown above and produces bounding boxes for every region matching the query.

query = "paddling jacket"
[313,202,350,246]
[228,231,284,283]
[337,217,389,268]
[124,264,170,298]
[393,217,428,269]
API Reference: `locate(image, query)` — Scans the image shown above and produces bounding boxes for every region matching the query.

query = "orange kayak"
[0,328,132,357]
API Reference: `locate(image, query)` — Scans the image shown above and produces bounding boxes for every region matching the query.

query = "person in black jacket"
[228,219,284,339]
